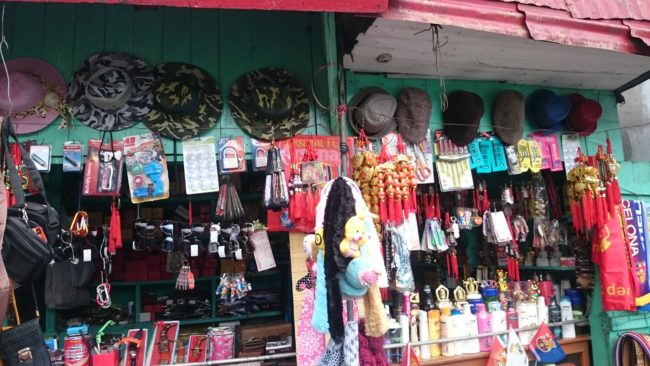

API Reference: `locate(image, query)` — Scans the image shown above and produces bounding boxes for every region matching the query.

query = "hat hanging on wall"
[566,94,602,136]
[144,63,223,140]
[229,67,309,141]
[526,89,571,131]
[68,52,154,131]
[492,90,525,146]
[395,87,432,144]
[0,58,68,135]
[348,87,396,140]
[443,90,484,147]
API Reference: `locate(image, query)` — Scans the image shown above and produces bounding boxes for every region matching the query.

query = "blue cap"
[451,309,461,315]
[482,287,498,297]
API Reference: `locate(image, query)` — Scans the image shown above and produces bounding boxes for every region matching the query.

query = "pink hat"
[0,58,67,135]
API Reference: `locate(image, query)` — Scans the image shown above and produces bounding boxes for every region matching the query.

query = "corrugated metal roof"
[381,0,650,56]
[565,0,650,21]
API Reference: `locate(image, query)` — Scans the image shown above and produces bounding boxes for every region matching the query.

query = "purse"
[0,289,51,366]
[1,119,56,287]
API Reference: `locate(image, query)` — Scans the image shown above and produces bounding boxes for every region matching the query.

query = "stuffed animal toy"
[339,216,367,258]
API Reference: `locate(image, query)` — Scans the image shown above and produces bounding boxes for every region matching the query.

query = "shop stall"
[0,1,648,366]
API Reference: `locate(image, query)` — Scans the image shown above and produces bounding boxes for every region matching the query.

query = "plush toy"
[339,216,367,258]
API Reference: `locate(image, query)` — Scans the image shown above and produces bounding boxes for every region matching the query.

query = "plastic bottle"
[476,303,492,352]
[506,300,519,331]
[422,285,435,311]
[410,313,420,357]
[537,296,549,325]
[451,309,466,355]
[463,303,481,354]
[490,304,507,345]
[560,296,576,339]
[548,296,562,339]
[440,307,455,356]
[399,314,410,344]
[418,310,430,359]
[518,301,538,346]
[428,310,441,357]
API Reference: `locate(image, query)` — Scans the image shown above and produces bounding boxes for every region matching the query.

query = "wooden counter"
[395,335,591,366]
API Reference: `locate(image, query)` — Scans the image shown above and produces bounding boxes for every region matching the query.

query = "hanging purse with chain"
[263,145,289,210]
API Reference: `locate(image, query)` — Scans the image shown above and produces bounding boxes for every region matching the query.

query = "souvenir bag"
[296,258,325,365]
[0,289,51,366]
[207,327,234,360]
[1,119,57,287]
[44,260,91,309]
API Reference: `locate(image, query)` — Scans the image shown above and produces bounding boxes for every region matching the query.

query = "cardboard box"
[151,208,164,219]
[240,322,292,342]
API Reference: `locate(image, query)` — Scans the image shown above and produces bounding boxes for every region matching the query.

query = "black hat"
[443,91,484,146]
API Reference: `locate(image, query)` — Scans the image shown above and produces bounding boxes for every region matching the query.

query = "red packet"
[91,350,120,366]
[187,335,208,363]
[83,139,124,196]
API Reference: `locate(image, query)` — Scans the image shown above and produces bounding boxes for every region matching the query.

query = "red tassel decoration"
[446,254,451,277]
[394,196,403,224]
[380,197,388,224]
[606,183,616,217]
[435,192,441,219]
[388,195,395,224]
[304,187,315,229]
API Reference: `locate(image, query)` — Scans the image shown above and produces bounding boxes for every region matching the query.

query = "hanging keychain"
[175,260,195,291]
[209,223,221,254]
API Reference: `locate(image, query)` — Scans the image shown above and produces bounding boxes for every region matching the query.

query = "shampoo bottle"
[476,303,492,352]
[491,303,507,344]
[440,307,455,356]
[428,310,441,357]
[463,303,481,354]
[537,296,549,325]
[548,296,562,339]
[451,309,466,355]
[418,310,431,359]
[560,296,576,339]
[506,300,519,331]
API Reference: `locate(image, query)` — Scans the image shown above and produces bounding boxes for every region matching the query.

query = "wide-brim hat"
[68,52,154,131]
[492,90,525,146]
[144,63,223,140]
[348,87,397,140]
[566,94,601,136]
[443,91,484,147]
[0,58,67,135]
[396,87,432,144]
[526,89,571,130]
[229,68,309,141]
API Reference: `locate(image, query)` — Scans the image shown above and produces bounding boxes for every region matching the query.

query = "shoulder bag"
[1,118,56,287]
[0,288,51,366]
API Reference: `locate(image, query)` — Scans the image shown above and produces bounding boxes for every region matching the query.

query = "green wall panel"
[2,3,331,161]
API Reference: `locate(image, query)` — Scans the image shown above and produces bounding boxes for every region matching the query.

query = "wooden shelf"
[395,335,591,366]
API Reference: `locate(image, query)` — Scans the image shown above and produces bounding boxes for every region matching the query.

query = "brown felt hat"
[492,90,525,146]
[443,91,484,147]
[395,87,432,144]
[348,87,396,139]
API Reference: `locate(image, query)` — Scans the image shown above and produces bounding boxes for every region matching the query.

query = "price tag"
[218,246,226,258]
[234,248,243,260]
[190,244,199,257]
[83,249,92,262]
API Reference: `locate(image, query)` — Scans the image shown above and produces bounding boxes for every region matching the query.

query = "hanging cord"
[0,5,12,116]
[432,25,448,112]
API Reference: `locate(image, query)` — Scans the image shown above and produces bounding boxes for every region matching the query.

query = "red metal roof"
[382,0,650,56]
[3,0,388,13]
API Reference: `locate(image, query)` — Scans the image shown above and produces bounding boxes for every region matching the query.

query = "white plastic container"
[517,302,538,346]
[490,307,507,345]
[560,296,576,339]
[440,307,455,356]
[463,303,481,354]
[418,310,431,359]
[537,296,549,325]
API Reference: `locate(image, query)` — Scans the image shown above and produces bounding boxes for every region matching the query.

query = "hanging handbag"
[44,261,91,309]
[0,289,51,366]
[1,118,56,287]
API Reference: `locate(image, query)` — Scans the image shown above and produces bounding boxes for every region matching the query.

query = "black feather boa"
[322,178,356,342]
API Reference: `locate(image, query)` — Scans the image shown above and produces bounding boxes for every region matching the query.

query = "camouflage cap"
[144,63,223,140]
[229,68,310,141]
